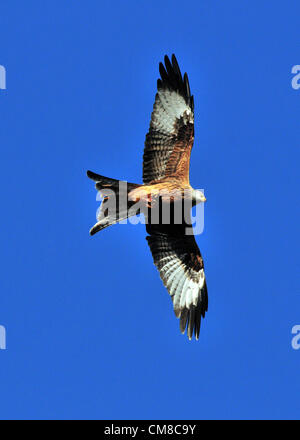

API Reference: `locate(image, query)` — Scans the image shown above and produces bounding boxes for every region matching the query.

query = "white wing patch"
[151,89,194,135]
[146,226,207,340]
[159,253,205,316]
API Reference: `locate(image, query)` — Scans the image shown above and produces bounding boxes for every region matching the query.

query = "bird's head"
[192,189,206,205]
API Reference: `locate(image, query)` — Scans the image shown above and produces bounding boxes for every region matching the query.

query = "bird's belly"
[128,183,192,203]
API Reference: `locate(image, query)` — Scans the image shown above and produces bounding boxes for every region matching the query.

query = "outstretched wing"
[143,54,194,185]
[146,218,208,340]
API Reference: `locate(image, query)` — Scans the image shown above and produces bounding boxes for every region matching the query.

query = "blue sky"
[0,0,299,420]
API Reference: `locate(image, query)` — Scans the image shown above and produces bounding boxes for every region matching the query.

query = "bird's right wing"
[146,220,208,340]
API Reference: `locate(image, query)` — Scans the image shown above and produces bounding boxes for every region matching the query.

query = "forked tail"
[87,170,140,235]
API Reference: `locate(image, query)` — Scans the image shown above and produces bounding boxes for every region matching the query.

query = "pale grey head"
[192,189,206,206]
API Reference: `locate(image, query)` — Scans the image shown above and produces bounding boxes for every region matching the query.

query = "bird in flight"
[87,54,208,340]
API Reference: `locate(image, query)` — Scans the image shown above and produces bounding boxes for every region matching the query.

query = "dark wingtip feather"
[190,96,194,112]
[178,284,208,340]
[183,72,191,98]
[171,54,182,80]
[179,309,188,334]
[159,62,169,82]
[157,54,194,109]
[164,55,174,79]
[164,55,172,71]
[187,307,195,340]
[194,307,202,340]
[174,308,181,319]
[201,282,208,317]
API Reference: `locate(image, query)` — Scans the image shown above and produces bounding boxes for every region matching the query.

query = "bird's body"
[87,55,208,340]
[129,179,190,203]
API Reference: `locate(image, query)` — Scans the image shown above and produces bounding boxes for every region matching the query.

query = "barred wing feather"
[143,54,195,185]
[146,221,208,340]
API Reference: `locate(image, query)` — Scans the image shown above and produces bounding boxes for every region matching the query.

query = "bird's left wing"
[143,54,194,185]
[146,221,208,340]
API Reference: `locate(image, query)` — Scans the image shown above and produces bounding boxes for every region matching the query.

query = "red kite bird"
[87,55,208,340]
